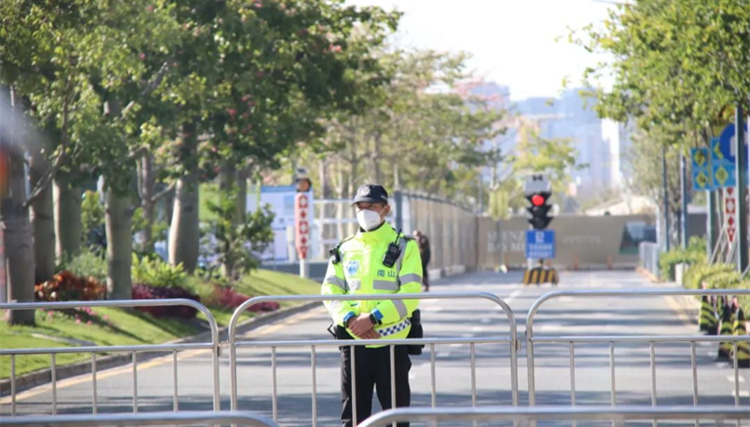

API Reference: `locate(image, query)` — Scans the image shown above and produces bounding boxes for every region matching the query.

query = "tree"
[0,86,35,325]
[493,119,584,215]
[155,0,398,272]
[299,49,505,211]
[575,0,750,247]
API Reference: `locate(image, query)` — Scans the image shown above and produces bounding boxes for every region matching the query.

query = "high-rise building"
[513,88,612,198]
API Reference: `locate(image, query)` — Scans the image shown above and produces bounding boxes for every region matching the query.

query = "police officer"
[322,184,423,427]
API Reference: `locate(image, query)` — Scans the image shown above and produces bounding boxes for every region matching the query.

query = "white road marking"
[471,326,484,332]
[425,306,444,312]
[507,290,522,302]
[731,390,750,397]
[727,376,746,383]
[437,351,451,358]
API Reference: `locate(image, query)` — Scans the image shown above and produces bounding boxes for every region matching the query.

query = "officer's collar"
[357,222,395,242]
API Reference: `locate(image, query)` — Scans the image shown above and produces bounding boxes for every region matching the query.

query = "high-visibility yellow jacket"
[322,224,423,344]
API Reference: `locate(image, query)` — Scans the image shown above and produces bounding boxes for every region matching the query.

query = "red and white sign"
[725,187,737,243]
[294,193,310,259]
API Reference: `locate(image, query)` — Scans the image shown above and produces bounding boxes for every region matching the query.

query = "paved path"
[2,270,748,426]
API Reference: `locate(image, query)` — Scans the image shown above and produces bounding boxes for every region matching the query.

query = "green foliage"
[132,207,169,254]
[574,0,750,223]
[684,263,736,289]
[204,189,275,280]
[131,255,187,288]
[81,190,104,246]
[297,49,505,205]
[498,123,585,211]
[59,251,108,284]
[658,237,707,281]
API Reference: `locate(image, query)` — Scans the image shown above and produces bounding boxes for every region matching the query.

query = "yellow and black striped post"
[523,268,558,285]
[734,307,749,368]
[699,295,718,335]
[718,297,734,361]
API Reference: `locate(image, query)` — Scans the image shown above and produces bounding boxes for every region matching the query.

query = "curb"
[0,301,321,397]
[636,267,660,283]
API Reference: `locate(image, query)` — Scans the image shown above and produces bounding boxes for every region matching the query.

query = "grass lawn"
[1,269,321,380]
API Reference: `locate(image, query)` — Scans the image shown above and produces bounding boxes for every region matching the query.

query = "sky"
[347,0,615,101]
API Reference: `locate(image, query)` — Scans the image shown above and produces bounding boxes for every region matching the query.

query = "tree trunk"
[2,86,35,324]
[168,122,199,272]
[235,167,248,223]
[137,152,156,252]
[53,172,82,262]
[27,114,56,284]
[105,189,133,299]
[218,159,236,278]
[31,169,55,283]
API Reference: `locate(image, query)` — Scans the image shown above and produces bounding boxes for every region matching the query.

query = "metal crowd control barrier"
[0,299,220,416]
[0,410,279,426]
[526,289,750,412]
[227,292,518,426]
[357,405,750,426]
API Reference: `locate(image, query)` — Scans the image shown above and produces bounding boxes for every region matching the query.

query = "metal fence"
[227,292,518,426]
[0,299,220,415]
[525,289,750,412]
[357,405,750,426]
[638,242,660,279]
[0,410,279,426]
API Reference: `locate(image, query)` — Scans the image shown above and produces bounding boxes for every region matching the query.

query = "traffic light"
[295,167,312,193]
[526,191,553,230]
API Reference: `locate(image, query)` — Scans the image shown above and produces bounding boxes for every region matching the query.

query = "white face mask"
[356,208,384,231]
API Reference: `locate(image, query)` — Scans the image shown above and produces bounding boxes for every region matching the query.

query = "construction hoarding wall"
[477,214,656,269]
[397,192,477,272]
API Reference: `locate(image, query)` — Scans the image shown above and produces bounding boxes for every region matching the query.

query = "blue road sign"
[711,123,749,188]
[690,147,713,191]
[526,230,555,259]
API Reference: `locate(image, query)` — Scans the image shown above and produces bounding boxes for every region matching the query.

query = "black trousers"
[340,344,411,427]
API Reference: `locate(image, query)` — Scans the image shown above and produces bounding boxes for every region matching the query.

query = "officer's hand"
[359,329,381,340]
[349,313,374,336]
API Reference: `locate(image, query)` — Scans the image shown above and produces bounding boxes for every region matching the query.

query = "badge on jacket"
[346,260,359,276]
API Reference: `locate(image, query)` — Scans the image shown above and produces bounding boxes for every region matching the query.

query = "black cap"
[352,184,389,205]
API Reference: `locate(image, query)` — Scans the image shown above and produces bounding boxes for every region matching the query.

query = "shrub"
[35,270,106,302]
[131,284,200,319]
[203,190,274,280]
[659,248,706,281]
[203,284,280,312]
[60,251,108,284]
[684,263,736,289]
[132,254,188,288]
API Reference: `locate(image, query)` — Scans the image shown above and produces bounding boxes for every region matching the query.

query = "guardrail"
[525,289,750,413]
[357,405,750,426]
[0,299,220,415]
[0,410,278,426]
[227,292,518,426]
[638,241,660,279]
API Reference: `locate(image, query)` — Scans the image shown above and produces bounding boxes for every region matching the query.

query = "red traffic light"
[531,194,545,207]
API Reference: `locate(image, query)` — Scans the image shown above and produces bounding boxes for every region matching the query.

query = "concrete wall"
[477,214,656,269]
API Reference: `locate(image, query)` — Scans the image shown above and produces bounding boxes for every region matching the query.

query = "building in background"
[514,88,613,199]
[602,119,634,191]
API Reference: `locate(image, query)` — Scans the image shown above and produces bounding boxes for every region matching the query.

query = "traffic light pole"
[735,103,748,272]
[680,152,689,249]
